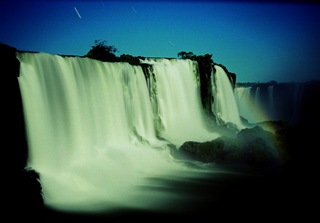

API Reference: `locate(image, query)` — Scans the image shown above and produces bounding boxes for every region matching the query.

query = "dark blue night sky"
[1,0,320,82]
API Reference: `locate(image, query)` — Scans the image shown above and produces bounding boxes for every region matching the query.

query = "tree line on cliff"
[85,40,237,113]
[85,40,236,85]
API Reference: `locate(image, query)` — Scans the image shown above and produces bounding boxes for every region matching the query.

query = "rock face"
[1,43,43,219]
[174,139,226,162]
[175,125,284,174]
[237,126,279,166]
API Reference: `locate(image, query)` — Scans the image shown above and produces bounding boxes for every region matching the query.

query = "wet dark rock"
[1,43,44,219]
[175,125,284,175]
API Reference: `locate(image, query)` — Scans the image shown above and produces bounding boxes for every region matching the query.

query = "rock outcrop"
[173,125,287,175]
[1,43,43,219]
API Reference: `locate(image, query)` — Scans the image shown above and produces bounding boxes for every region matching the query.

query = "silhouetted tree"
[86,40,119,62]
[177,51,195,59]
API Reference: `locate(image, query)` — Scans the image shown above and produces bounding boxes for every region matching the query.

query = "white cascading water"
[17,52,229,213]
[235,86,270,124]
[254,86,261,110]
[141,58,220,146]
[211,65,244,130]
[234,87,255,123]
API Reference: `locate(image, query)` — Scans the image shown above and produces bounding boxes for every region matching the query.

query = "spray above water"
[17,52,242,213]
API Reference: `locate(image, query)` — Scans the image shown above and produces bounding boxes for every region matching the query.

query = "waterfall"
[17,52,233,213]
[211,65,244,130]
[235,82,309,125]
[140,58,220,146]
[17,51,260,213]
[235,86,254,123]
[254,86,261,108]
[235,86,269,124]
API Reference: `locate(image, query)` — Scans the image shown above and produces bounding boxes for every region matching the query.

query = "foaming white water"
[211,65,244,130]
[17,53,223,213]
